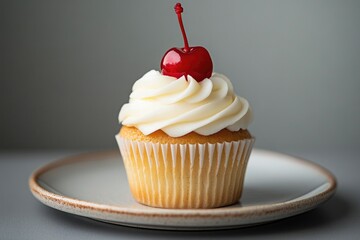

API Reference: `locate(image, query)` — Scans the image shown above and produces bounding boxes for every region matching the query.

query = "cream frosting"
[119,70,252,137]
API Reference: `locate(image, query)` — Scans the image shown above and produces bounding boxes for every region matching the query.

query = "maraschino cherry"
[160,3,213,82]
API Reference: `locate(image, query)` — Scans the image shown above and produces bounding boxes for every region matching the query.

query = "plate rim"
[29,149,337,219]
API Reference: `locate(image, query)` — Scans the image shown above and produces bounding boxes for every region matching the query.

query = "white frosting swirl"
[119,70,253,137]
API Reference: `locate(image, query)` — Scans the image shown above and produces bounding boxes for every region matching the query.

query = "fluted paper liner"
[116,135,255,209]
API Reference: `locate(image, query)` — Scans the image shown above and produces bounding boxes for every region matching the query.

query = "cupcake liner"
[116,135,255,209]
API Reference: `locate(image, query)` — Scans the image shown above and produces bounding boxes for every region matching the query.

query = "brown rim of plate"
[29,149,337,218]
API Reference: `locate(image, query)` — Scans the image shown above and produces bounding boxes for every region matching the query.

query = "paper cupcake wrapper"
[116,135,255,209]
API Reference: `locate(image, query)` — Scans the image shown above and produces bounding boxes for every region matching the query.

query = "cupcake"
[116,3,254,209]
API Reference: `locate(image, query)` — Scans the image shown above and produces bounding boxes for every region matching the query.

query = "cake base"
[116,127,254,209]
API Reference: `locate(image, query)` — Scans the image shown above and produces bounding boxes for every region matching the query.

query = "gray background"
[1,0,360,151]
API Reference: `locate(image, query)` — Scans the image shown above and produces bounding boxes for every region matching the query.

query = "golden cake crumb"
[119,126,252,144]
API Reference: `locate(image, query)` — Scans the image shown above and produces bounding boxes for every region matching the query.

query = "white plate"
[29,149,336,230]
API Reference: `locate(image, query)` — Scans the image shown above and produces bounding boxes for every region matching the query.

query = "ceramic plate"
[29,149,336,230]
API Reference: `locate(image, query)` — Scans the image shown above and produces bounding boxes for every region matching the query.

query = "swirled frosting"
[119,70,252,137]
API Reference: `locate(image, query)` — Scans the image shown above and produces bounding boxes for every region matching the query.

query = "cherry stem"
[174,3,190,52]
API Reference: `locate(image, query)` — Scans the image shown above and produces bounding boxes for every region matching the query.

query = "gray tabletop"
[1,149,359,240]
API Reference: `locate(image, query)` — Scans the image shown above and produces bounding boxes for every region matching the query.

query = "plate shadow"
[38,193,352,238]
